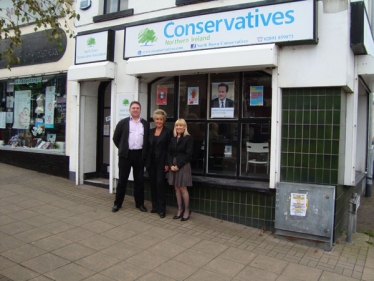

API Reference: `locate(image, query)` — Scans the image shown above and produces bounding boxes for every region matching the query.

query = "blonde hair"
[152,109,167,121]
[173,118,190,137]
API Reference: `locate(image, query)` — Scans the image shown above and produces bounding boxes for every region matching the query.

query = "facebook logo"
[190,44,196,49]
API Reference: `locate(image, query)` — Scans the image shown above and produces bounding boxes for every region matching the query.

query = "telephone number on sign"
[278,34,293,40]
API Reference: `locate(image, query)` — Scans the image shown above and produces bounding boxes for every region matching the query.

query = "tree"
[0,0,80,69]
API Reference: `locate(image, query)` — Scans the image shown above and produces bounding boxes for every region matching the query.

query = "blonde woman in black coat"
[168,118,193,221]
[147,109,172,218]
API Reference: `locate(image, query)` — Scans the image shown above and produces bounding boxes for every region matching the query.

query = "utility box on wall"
[275,182,335,251]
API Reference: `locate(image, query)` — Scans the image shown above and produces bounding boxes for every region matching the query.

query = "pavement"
[0,162,373,281]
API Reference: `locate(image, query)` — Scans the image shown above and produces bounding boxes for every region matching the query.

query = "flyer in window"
[13,90,31,129]
[44,86,55,129]
[187,87,199,105]
[250,86,264,106]
[0,112,6,128]
[157,87,167,105]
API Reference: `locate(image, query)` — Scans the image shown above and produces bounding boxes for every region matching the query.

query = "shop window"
[0,74,67,152]
[105,0,128,14]
[207,122,238,176]
[240,122,271,177]
[242,71,272,118]
[179,75,207,120]
[147,71,271,180]
[150,77,176,119]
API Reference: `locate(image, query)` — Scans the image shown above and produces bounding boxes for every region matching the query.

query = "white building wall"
[278,1,354,91]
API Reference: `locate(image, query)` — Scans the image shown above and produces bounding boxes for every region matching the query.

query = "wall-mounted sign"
[124,0,316,59]
[75,30,115,64]
[0,29,67,69]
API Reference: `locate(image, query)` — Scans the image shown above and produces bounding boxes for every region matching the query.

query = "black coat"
[146,127,172,169]
[168,135,194,169]
[112,117,149,160]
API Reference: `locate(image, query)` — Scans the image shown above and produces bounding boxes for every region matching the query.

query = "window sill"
[93,9,134,23]
[0,145,65,155]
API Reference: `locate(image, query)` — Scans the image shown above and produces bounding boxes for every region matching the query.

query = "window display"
[148,71,271,180]
[0,74,67,152]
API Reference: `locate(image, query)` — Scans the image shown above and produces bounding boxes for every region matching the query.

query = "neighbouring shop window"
[0,74,67,152]
[105,0,128,14]
[148,71,272,180]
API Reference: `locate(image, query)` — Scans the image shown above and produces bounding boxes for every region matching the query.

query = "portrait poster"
[13,90,31,129]
[211,82,235,118]
[187,87,199,105]
[44,86,55,128]
[250,86,264,106]
[157,87,167,105]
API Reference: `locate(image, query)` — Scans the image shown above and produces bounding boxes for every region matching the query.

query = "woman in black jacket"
[147,109,172,218]
[168,118,193,221]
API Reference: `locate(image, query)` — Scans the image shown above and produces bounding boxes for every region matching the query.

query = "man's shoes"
[159,212,165,218]
[139,205,147,212]
[112,205,120,212]
[150,209,158,213]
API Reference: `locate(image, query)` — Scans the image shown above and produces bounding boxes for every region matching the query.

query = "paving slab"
[0,163,373,281]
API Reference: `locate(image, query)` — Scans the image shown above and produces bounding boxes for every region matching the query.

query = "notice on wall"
[116,93,134,122]
[290,193,308,217]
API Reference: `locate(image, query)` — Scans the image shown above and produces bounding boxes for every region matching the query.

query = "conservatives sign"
[124,0,315,59]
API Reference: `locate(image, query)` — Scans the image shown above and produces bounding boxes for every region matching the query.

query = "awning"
[126,44,278,77]
[68,61,115,82]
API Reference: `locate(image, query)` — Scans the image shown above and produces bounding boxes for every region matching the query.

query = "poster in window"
[187,87,199,105]
[6,96,13,108]
[250,86,264,106]
[210,82,235,118]
[0,112,6,128]
[157,87,167,105]
[44,86,55,129]
[13,90,31,129]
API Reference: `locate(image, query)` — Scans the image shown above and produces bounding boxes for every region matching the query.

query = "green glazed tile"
[324,140,332,154]
[331,141,339,155]
[325,125,332,139]
[318,111,325,124]
[289,125,296,138]
[311,111,318,124]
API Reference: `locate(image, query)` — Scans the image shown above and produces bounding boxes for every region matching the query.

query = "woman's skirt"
[168,159,193,187]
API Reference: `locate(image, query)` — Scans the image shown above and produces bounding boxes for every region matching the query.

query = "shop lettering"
[164,8,294,38]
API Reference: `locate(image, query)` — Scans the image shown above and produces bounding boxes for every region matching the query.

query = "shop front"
[0,26,73,178]
[68,0,374,250]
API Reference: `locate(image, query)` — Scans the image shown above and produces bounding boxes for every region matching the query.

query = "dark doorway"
[97,81,111,178]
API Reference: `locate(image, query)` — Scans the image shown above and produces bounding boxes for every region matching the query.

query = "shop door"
[97,82,111,178]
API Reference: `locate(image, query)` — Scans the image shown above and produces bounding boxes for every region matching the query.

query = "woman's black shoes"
[181,210,192,221]
[173,211,184,219]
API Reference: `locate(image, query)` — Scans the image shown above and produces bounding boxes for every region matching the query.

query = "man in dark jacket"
[112,101,149,213]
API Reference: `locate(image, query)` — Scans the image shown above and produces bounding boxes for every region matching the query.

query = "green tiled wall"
[281,88,342,185]
[129,180,276,231]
